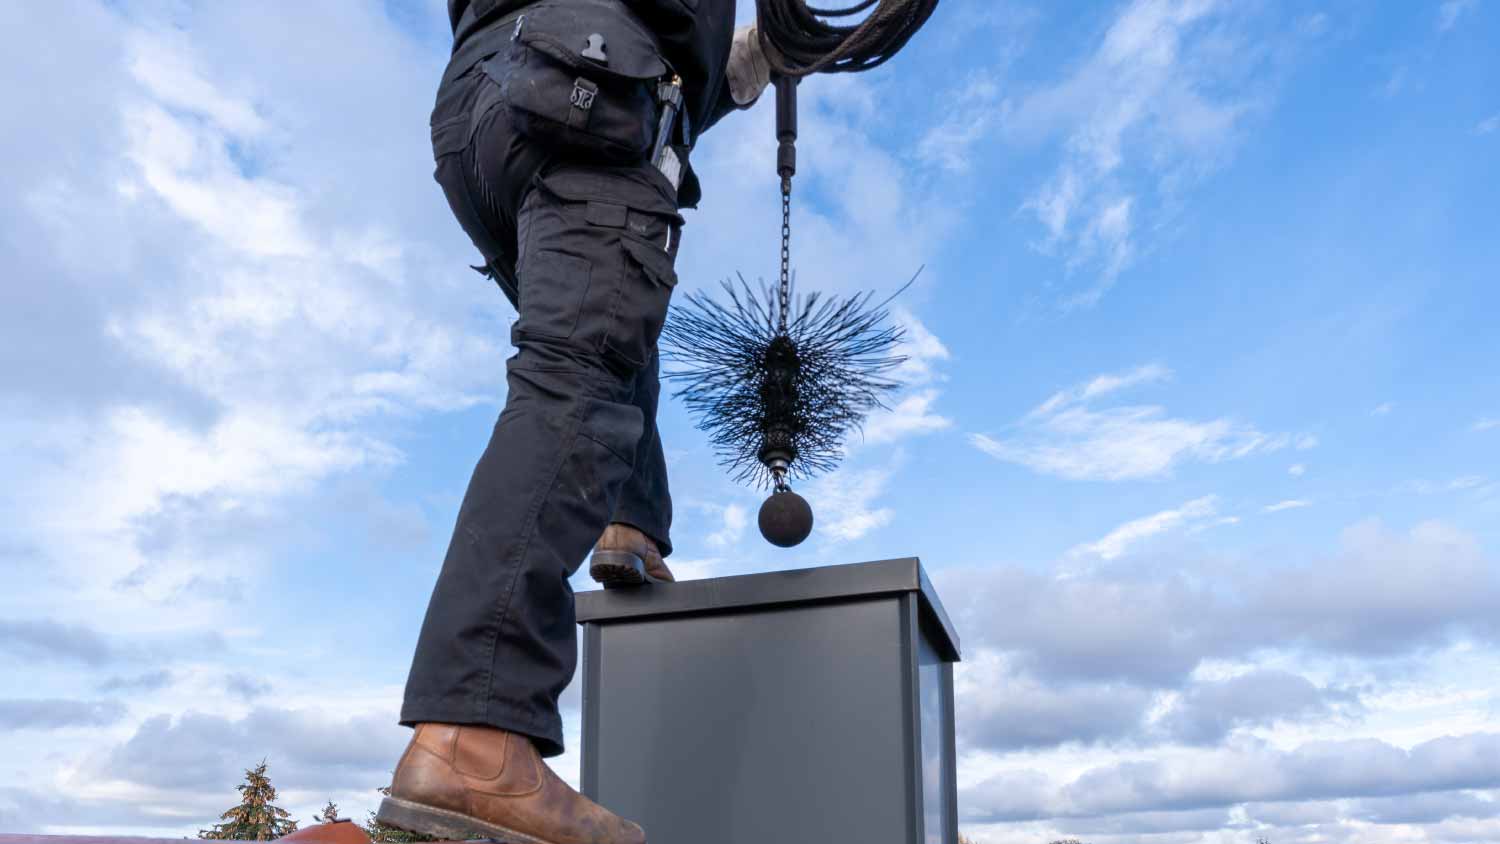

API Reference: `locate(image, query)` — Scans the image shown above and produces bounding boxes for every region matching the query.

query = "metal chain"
[779,184,792,335]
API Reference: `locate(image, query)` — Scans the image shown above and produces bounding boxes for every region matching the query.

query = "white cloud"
[917,74,1004,173]
[948,517,1500,842]
[0,18,512,623]
[1000,0,1271,305]
[1289,463,1306,476]
[654,556,723,583]
[1070,496,1219,560]
[971,365,1288,481]
[805,465,896,543]
[889,308,953,387]
[951,519,1500,689]
[858,311,954,446]
[861,390,952,445]
[706,504,749,549]
[1473,417,1500,432]
[1372,402,1394,416]
[1077,363,1172,401]
[1403,475,1491,495]
[962,732,1500,823]
[1477,114,1500,135]
[955,651,1154,750]
[0,699,129,731]
[915,8,1036,174]
[1152,668,1352,745]
[126,31,268,138]
[122,98,313,258]
[1382,64,1411,98]
[1438,0,1479,32]
[1264,499,1312,513]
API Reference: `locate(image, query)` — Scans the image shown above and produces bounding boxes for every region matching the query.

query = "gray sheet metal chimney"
[576,557,961,844]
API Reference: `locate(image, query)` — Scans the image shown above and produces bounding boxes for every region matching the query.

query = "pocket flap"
[536,166,683,221]
[516,1,670,81]
[622,237,678,289]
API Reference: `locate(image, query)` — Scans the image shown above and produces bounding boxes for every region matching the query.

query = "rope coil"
[755,0,939,77]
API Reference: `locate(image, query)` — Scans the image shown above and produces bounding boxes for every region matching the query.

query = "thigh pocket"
[519,166,682,365]
[604,236,678,369]
[517,249,592,340]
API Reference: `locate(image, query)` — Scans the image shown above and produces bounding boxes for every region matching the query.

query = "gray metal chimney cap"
[575,556,960,661]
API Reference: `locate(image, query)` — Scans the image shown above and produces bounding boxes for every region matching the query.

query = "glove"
[727,23,774,106]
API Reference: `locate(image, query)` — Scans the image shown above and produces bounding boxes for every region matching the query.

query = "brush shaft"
[776,75,798,185]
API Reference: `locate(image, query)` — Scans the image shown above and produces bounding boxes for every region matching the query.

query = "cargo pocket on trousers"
[517,249,592,340]
[605,236,678,369]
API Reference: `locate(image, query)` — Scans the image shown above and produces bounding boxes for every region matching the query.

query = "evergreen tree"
[199,760,300,840]
[364,786,437,843]
[313,800,342,824]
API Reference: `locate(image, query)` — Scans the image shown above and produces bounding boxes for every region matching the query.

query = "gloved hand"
[727,23,774,106]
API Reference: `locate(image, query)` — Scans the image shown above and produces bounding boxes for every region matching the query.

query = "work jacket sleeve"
[701,73,747,131]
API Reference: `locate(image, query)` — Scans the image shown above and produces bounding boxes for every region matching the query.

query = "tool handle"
[651,77,683,166]
[775,75,798,192]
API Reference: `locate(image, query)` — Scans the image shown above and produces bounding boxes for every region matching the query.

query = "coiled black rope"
[755,0,939,77]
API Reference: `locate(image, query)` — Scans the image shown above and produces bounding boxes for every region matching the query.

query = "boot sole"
[589,550,659,589]
[376,796,556,844]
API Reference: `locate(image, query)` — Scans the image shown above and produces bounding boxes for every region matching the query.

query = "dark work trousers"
[401,48,682,758]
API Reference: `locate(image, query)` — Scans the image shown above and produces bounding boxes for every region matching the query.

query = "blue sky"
[1,0,1497,841]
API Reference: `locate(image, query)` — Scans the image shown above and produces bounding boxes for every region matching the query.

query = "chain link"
[779,185,792,335]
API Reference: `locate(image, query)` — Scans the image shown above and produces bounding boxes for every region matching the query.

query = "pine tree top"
[199,759,300,840]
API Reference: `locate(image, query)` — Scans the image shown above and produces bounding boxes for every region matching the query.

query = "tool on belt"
[650,75,687,193]
[660,0,939,548]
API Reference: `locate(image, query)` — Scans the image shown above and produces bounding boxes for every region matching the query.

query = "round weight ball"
[758,489,814,547]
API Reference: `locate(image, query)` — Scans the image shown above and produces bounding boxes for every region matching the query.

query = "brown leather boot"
[588,523,674,588]
[377,723,645,844]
